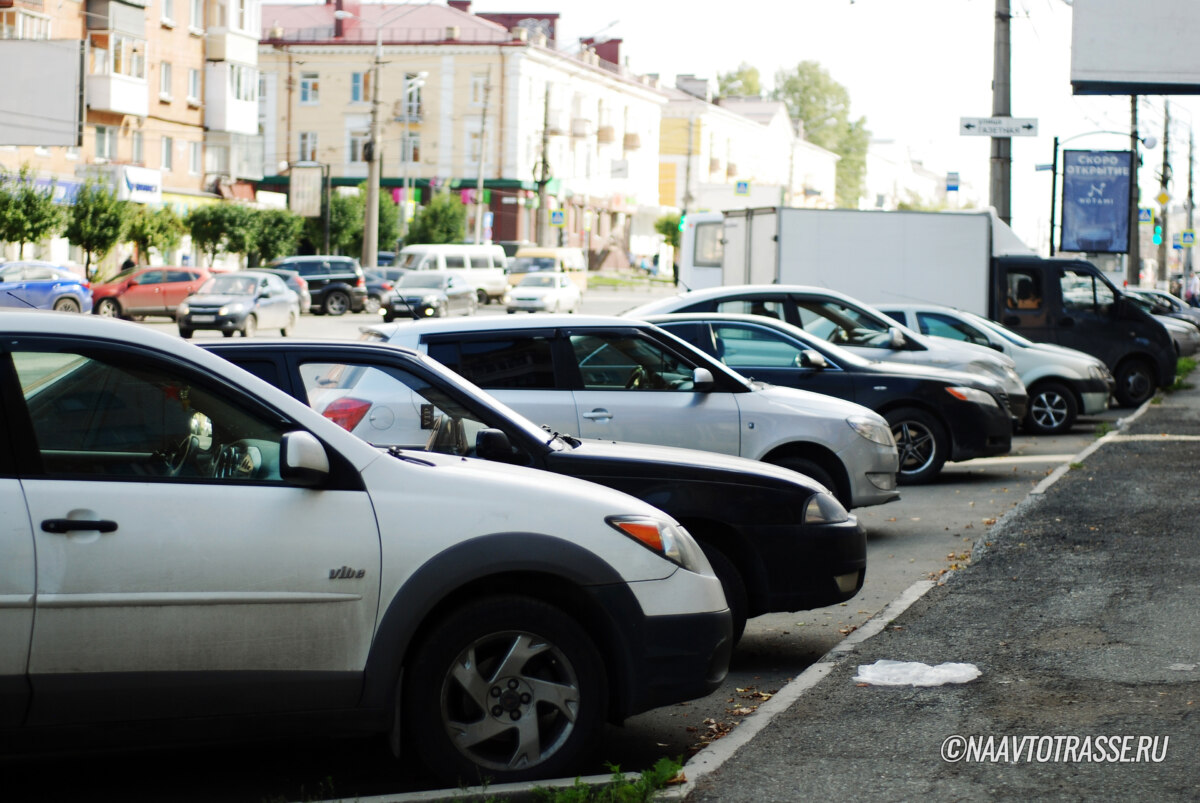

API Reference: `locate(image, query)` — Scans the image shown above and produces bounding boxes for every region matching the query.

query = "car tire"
[95,298,122,318]
[885,407,948,485]
[476,289,489,306]
[1024,381,1078,435]
[403,595,606,786]
[1114,358,1156,408]
[773,456,841,505]
[364,294,382,315]
[281,311,297,337]
[179,327,193,339]
[700,545,748,645]
[222,330,235,338]
[53,297,81,313]
[466,295,478,316]
[323,290,351,316]
[436,302,447,318]
[240,315,257,338]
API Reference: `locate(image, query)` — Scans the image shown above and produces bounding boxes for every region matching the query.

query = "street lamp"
[334,4,426,268]
[1048,129,1156,260]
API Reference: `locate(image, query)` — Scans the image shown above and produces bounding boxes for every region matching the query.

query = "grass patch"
[1094,421,1113,438]
[532,757,684,803]
[1069,462,1084,469]
[1164,356,1197,393]
[587,274,675,291]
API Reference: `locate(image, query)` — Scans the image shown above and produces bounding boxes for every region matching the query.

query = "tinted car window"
[137,270,167,284]
[428,337,557,389]
[915,312,992,346]
[569,333,697,391]
[714,297,787,320]
[443,255,466,269]
[167,270,197,283]
[710,323,806,368]
[794,298,895,347]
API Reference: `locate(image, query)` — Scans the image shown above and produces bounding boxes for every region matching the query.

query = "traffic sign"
[960,117,1039,137]
[1157,191,1171,206]
[550,209,565,227]
[1138,207,1154,223]
[1184,230,1196,248]
[735,181,750,196]
[946,171,960,192]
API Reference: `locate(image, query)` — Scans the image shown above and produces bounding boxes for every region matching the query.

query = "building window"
[89,32,145,79]
[468,130,482,163]
[299,131,318,162]
[188,68,201,103]
[300,72,319,104]
[189,0,203,29]
[160,62,173,99]
[161,0,176,26]
[470,73,487,106]
[401,132,420,163]
[189,141,202,174]
[162,136,174,170]
[351,72,371,103]
[0,10,51,39]
[348,129,368,163]
[404,73,423,117]
[229,63,258,102]
[95,125,116,160]
[132,131,144,164]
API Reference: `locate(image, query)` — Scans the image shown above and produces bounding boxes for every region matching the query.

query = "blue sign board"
[1138,207,1154,223]
[550,209,565,227]
[1060,150,1131,254]
[735,181,750,196]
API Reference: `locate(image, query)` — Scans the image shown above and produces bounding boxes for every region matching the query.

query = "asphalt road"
[2,290,1127,802]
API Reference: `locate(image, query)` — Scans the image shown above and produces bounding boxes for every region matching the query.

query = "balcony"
[207,28,258,63]
[205,62,257,135]
[709,157,722,174]
[726,163,738,178]
[87,73,148,117]
[570,117,591,138]
[204,131,264,180]
[85,0,146,33]
[596,125,615,144]
[623,132,641,151]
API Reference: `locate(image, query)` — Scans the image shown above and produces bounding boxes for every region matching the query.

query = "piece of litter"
[854,659,981,687]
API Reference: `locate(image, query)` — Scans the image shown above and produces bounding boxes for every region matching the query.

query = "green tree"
[405,191,466,245]
[718,63,762,98]
[125,206,185,265]
[348,184,400,263]
[186,204,229,266]
[302,191,359,254]
[773,61,870,208]
[654,213,681,251]
[62,179,127,280]
[249,208,303,265]
[0,166,64,258]
[218,204,258,266]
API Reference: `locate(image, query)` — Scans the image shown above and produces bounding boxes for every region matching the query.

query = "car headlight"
[178,302,189,315]
[218,302,245,316]
[607,515,708,572]
[1088,364,1111,381]
[803,492,850,524]
[945,386,1000,406]
[422,294,440,305]
[847,414,895,446]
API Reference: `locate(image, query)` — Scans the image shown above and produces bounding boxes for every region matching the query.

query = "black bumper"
[947,400,1013,461]
[741,517,867,614]
[178,311,249,332]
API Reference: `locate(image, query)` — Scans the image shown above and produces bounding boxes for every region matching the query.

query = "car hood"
[854,358,1002,389]
[1022,342,1108,369]
[510,286,558,297]
[185,293,252,306]
[748,381,883,421]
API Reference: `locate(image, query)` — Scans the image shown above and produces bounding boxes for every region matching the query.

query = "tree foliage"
[718,63,762,98]
[405,191,466,245]
[186,204,231,266]
[218,205,258,265]
[301,191,359,255]
[0,166,65,258]
[348,184,400,262]
[772,61,870,208]
[62,179,127,280]
[654,214,681,251]
[125,206,185,265]
[249,208,304,265]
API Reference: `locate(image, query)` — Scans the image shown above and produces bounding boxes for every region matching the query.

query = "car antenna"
[5,291,38,309]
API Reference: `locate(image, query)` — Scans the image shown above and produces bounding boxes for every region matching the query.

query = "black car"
[363,269,407,315]
[177,271,300,338]
[203,339,868,642]
[267,255,367,316]
[382,270,476,322]
[646,313,1013,484]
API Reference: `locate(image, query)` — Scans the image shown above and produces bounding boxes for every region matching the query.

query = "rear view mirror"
[475,428,517,462]
[693,366,715,392]
[280,431,330,487]
[888,327,907,349]
[800,349,828,369]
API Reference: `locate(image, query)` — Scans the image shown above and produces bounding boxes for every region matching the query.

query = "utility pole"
[990,0,1012,224]
[535,86,551,246]
[363,30,384,269]
[1129,97,1140,282]
[1158,101,1171,285]
[473,68,491,244]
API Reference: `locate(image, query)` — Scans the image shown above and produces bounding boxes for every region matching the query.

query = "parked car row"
[0,261,93,313]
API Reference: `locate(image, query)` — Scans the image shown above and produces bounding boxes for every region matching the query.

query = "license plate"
[191,315,216,322]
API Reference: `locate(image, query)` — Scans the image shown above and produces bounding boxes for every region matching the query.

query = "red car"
[92,266,211,319]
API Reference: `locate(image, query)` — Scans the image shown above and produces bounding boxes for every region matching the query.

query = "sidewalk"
[681,384,1200,801]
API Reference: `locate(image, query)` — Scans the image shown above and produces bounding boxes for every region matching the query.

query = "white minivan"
[395,244,508,305]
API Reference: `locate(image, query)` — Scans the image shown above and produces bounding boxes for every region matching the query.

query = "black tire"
[95,298,122,318]
[476,289,489,306]
[1114,359,1156,408]
[241,314,257,338]
[54,297,81,313]
[403,596,607,786]
[774,456,841,504]
[323,290,351,316]
[701,545,748,646]
[1024,381,1078,435]
[885,406,948,485]
[178,327,193,339]
[364,294,382,315]
[281,311,297,337]
[221,330,234,338]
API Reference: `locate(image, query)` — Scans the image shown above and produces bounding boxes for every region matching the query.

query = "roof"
[262,1,510,44]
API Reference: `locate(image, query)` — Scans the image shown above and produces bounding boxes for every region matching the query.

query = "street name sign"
[960,117,1039,137]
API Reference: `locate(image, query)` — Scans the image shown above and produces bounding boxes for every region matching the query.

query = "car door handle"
[41,518,118,534]
[582,409,613,421]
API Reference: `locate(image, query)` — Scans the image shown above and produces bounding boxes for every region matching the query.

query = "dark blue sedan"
[0,261,93,313]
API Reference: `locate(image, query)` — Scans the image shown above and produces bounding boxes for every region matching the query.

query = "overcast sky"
[464,0,1200,250]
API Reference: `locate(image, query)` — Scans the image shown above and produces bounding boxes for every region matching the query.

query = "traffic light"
[1153,216,1163,245]
[678,214,686,232]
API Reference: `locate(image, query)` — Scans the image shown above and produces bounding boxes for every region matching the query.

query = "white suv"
[0,311,730,785]
[363,315,900,509]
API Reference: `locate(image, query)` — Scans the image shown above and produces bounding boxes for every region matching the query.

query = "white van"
[395,244,508,304]
[508,247,588,293]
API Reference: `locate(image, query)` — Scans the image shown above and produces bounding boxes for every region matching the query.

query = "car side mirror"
[693,366,715,392]
[475,428,516,462]
[888,327,907,349]
[800,349,828,369]
[280,431,330,487]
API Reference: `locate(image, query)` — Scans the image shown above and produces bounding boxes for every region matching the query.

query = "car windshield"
[517,275,558,288]
[509,257,556,273]
[398,273,447,288]
[200,275,258,295]
[961,311,1038,347]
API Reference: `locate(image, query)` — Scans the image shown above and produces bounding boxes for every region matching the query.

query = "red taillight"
[381,281,393,291]
[297,277,309,289]
[322,397,371,431]
[355,275,365,287]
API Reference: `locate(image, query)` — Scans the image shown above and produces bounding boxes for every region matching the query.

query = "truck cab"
[994,256,1174,407]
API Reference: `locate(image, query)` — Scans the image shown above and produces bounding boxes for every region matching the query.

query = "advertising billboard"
[1060,150,1131,254]
[1072,0,1200,94]
[0,40,85,146]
